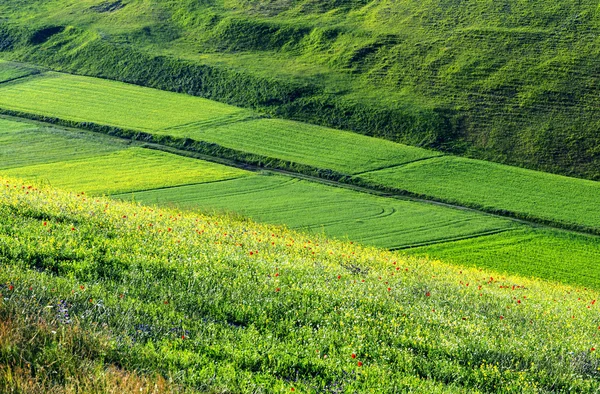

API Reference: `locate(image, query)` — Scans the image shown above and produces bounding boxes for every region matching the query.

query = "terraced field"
[408,228,600,290]
[114,175,517,249]
[361,156,600,231]
[161,118,439,174]
[0,65,597,235]
[0,71,248,131]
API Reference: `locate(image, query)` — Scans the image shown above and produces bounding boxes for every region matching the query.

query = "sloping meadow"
[1,176,600,392]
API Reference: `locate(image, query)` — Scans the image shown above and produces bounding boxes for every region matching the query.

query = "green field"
[114,175,517,249]
[0,60,39,83]
[1,69,598,235]
[2,177,600,392]
[361,156,600,231]
[3,147,250,195]
[0,118,128,169]
[2,0,599,180]
[163,118,438,174]
[0,72,247,132]
[407,228,600,290]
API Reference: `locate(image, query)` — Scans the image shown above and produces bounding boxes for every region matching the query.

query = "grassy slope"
[0,0,599,179]
[113,175,516,249]
[2,176,600,392]
[361,156,600,231]
[0,60,38,82]
[0,70,597,233]
[3,116,597,288]
[0,71,435,174]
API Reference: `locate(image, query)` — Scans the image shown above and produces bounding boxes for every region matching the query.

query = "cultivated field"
[161,118,439,174]
[0,67,597,234]
[361,156,600,231]
[114,175,516,249]
[0,118,128,169]
[3,147,250,195]
[408,228,600,290]
[2,177,600,392]
[0,71,247,131]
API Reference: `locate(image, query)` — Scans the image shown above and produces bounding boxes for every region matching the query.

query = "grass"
[0,117,129,169]
[0,72,247,132]
[2,0,599,179]
[2,147,250,195]
[1,176,600,392]
[1,69,597,236]
[0,60,39,83]
[360,156,600,231]
[162,118,438,174]
[404,228,600,291]
[114,174,517,250]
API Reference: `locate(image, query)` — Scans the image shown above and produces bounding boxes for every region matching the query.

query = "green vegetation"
[164,118,438,174]
[406,228,600,291]
[360,156,600,232]
[0,72,247,132]
[3,147,249,195]
[2,177,600,392]
[1,0,599,179]
[114,175,516,249]
[0,70,596,234]
[0,60,38,83]
[0,118,128,169]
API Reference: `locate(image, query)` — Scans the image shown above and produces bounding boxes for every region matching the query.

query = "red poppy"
[426,292,431,297]
[357,361,363,367]
[275,288,280,292]
[499,316,504,320]
[351,353,356,359]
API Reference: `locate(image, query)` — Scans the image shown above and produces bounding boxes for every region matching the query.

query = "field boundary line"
[159,112,264,133]
[0,71,45,87]
[108,176,254,197]
[351,155,445,176]
[389,228,518,250]
[2,108,599,238]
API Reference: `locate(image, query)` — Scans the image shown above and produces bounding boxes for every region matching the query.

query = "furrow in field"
[360,156,600,232]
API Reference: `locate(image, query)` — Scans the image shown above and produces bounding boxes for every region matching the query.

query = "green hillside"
[0,69,597,235]
[2,176,600,392]
[0,0,598,179]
